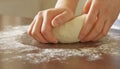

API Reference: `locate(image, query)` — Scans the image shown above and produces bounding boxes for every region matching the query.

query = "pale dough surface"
[52,14,87,43]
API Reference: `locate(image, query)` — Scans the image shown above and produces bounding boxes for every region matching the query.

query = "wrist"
[55,0,79,14]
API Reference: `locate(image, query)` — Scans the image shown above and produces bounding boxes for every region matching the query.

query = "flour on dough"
[52,14,87,43]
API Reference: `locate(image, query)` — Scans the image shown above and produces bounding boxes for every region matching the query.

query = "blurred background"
[0,0,86,17]
[0,0,86,27]
[0,0,119,27]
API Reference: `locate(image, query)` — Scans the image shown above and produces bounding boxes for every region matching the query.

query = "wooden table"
[0,15,120,69]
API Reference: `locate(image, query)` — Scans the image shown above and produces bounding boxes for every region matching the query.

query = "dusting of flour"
[0,26,120,64]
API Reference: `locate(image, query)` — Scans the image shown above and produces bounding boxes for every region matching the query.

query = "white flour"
[0,26,120,64]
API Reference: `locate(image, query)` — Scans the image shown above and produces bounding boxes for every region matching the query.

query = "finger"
[82,17,105,42]
[27,16,36,35]
[80,2,98,40]
[41,12,58,43]
[83,0,92,14]
[82,12,106,42]
[27,16,42,42]
[31,14,48,43]
[52,10,73,27]
[93,20,113,41]
[29,21,41,42]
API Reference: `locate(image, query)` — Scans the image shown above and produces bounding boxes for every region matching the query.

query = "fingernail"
[52,20,60,27]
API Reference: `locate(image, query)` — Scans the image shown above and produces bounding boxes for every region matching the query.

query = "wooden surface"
[0,15,120,69]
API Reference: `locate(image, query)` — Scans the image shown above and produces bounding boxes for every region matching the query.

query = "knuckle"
[41,29,47,35]
[36,11,43,18]
[37,11,42,15]
[31,31,38,36]
[44,9,53,16]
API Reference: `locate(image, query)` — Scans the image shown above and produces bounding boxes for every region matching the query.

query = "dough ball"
[52,14,87,43]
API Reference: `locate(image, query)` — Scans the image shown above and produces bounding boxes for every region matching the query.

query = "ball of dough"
[52,14,87,43]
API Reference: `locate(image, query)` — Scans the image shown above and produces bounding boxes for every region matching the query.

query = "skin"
[80,0,120,42]
[27,0,78,43]
[28,0,120,43]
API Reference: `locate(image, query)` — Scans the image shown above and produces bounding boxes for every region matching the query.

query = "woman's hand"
[27,8,74,43]
[80,0,120,42]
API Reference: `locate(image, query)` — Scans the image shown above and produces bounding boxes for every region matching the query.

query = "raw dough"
[52,14,87,43]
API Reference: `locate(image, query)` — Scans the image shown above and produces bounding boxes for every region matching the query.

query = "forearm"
[55,0,79,14]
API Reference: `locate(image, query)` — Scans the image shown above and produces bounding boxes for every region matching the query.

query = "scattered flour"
[0,26,120,64]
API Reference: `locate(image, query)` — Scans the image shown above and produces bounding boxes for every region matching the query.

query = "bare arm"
[55,0,79,13]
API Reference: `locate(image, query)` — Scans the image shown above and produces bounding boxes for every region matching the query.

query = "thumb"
[52,11,73,27]
[83,0,92,14]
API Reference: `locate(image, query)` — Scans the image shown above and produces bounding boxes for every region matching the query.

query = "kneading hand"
[80,0,120,42]
[27,8,74,43]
